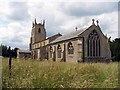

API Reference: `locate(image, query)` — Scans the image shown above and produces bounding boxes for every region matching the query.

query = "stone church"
[29,18,111,62]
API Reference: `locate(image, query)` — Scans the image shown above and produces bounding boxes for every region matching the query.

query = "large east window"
[87,30,100,57]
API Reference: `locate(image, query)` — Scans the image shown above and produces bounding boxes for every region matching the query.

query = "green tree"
[0,44,17,58]
[0,45,8,57]
[7,46,11,57]
[13,48,18,58]
[0,45,2,56]
[109,38,120,61]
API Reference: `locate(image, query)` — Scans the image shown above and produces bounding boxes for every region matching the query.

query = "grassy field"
[2,58,119,88]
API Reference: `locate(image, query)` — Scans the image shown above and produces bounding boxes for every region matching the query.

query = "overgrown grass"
[2,58,118,88]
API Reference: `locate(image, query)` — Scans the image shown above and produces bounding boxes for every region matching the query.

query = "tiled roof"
[50,28,87,44]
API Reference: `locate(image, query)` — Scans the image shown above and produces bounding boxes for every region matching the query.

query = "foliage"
[109,38,120,61]
[0,44,18,58]
[2,58,118,88]
[0,45,8,57]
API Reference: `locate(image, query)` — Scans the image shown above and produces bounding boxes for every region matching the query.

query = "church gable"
[79,19,111,62]
[79,19,106,41]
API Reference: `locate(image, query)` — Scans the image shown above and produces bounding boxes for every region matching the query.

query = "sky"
[0,0,119,49]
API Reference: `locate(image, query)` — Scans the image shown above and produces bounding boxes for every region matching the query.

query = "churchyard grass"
[2,58,118,88]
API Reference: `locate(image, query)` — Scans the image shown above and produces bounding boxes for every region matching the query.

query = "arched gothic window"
[87,30,100,57]
[38,28,41,33]
[50,46,53,58]
[68,42,74,54]
[57,44,62,58]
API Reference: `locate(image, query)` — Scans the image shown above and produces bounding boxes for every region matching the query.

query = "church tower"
[30,18,46,50]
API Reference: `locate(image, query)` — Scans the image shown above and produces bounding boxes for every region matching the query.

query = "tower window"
[38,28,41,33]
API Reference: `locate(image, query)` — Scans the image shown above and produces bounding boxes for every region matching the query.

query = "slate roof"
[47,33,62,42]
[49,27,87,44]
[32,33,62,44]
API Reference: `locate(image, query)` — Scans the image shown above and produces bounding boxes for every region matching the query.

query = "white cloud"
[58,2,118,17]
[0,1,118,49]
[96,12,118,39]
[0,2,11,15]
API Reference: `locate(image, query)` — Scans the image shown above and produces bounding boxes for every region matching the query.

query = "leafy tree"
[0,45,8,57]
[7,46,11,57]
[109,38,120,62]
[13,48,18,58]
[0,44,18,58]
[11,48,18,58]
[0,45,2,56]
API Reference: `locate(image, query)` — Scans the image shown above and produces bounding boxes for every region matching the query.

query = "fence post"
[9,55,12,79]
[8,47,12,79]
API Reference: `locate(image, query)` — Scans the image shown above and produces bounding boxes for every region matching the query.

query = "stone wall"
[48,38,83,62]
